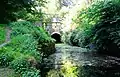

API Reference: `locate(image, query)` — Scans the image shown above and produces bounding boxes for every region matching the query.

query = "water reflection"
[42,44,120,77]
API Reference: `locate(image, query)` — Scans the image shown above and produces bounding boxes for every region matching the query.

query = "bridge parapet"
[44,17,62,35]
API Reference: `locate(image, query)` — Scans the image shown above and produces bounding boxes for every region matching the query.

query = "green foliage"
[0,24,6,44]
[0,52,14,67]
[37,27,53,43]
[66,0,120,55]
[0,21,54,76]
[9,20,54,58]
[10,21,38,37]
[22,68,40,77]
[92,19,120,53]
[0,47,7,54]
[0,0,46,23]
[10,34,41,60]
[0,47,14,67]
[16,9,43,22]
[67,0,104,47]
[61,61,78,77]
[0,46,40,76]
[72,30,90,47]
[61,32,71,44]
[9,22,42,60]
[10,56,40,77]
[47,60,78,77]
[10,56,31,73]
[89,0,120,54]
[10,21,55,56]
[10,21,53,43]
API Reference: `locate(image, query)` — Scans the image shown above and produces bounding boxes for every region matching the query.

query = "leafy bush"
[22,67,40,77]
[10,21,55,56]
[0,46,40,76]
[0,21,55,76]
[9,21,55,56]
[0,47,16,67]
[0,47,7,54]
[10,21,39,37]
[9,34,41,60]
[10,56,40,77]
[0,24,6,44]
[92,17,120,54]
[64,0,102,47]
[10,21,52,42]
[0,52,14,67]
[10,34,37,52]
[61,32,72,44]
[10,56,31,73]
[66,0,120,55]
[88,0,120,55]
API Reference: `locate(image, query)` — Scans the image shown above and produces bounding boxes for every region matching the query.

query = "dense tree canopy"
[0,0,46,23]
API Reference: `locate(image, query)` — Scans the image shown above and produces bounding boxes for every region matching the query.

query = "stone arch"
[51,32,61,43]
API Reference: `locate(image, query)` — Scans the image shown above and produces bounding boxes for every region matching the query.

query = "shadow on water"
[40,44,120,77]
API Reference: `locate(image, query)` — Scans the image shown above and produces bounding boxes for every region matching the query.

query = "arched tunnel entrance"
[51,32,61,43]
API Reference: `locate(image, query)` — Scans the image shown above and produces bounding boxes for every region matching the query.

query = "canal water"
[41,44,120,77]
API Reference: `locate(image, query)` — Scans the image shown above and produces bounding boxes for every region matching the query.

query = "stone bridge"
[35,17,63,43]
[46,17,62,43]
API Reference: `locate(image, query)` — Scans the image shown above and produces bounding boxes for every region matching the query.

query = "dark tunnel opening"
[51,33,61,43]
